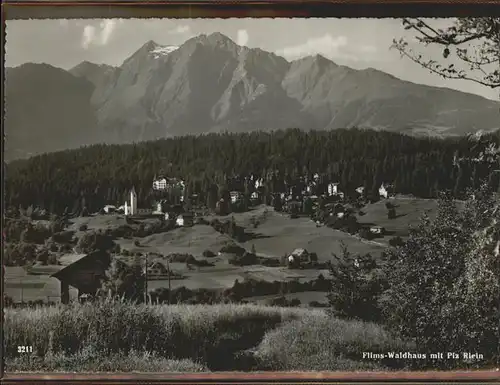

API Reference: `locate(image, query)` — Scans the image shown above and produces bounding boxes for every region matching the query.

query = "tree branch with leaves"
[392,18,500,89]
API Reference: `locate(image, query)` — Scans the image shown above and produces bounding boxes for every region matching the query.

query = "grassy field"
[4,299,414,372]
[5,200,436,302]
[356,197,439,246]
[209,206,385,259]
[247,291,329,306]
[4,267,78,303]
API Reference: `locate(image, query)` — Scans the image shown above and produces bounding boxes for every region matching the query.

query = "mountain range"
[4,32,500,161]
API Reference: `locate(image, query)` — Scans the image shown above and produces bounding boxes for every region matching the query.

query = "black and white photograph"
[3,16,500,373]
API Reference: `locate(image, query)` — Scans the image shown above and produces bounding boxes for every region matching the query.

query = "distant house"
[230,191,242,204]
[152,202,164,215]
[327,183,339,196]
[103,205,116,214]
[152,177,168,190]
[152,175,186,203]
[254,179,264,189]
[176,213,194,227]
[250,191,259,200]
[289,248,309,262]
[379,183,394,199]
[379,184,388,199]
[51,251,111,304]
[147,261,169,277]
[369,226,385,235]
[355,186,365,195]
[136,208,153,216]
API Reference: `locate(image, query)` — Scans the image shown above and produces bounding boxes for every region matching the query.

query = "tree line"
[6,128,500,216]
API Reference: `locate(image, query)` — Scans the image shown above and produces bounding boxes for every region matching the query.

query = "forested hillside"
[5,128,500,215]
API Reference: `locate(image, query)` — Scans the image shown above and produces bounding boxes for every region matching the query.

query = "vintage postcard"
[3,13,500,376]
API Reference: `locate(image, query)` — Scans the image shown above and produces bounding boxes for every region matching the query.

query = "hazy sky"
[5,18,498,101]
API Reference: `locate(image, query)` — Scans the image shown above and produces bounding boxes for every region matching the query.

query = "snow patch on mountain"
[150,45,179,58]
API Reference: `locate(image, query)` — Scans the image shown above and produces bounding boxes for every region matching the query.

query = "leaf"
[443,47,450,59]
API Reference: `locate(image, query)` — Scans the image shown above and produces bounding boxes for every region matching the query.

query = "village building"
[176,213,194,227]
[327,182,339,196]
[152,177,168,190]
[136,208,153,216]
[51,251,111,304]
[254,178,264,189]
[146,261,169,278]
[152,175,186,204]
[356,186,365,195]
[369,226,385,235]
[103,205,116,214]
[289,248,310,263]
[230,191,242,204]
[379,183,394,199]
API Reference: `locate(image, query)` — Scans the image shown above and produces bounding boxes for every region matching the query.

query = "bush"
[388,236,404,247]
[309,301,329,308]
[76,231,117,254]
[52,231,75,244]
[254,313,413,371]
[202,250,216,258]
[229,252,258,266]
[219,243,245,256]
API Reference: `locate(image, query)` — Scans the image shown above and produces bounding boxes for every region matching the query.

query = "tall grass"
[8,347,207,372]
[5,299,412,372]
[4,298,314,372]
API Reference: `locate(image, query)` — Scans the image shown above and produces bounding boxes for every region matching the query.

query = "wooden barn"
[51,250,111,304]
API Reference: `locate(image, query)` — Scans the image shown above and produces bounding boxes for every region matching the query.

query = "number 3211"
[17,346,33,353]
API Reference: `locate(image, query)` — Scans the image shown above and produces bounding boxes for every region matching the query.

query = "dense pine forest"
[5,128,500,215]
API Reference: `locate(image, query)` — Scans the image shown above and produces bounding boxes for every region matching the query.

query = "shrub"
[254,313,413,371]
[51,231,75,244]
[202,250,216,258]
[388,236,404,247]
[76,231,116,253]
[219,243,245,256]
[328,243,386,323]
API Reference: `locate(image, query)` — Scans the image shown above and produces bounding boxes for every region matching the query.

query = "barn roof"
[51,251,110,281]
[291,248,308,257]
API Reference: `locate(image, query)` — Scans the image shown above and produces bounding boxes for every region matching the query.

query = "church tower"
[130,186,137,215]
